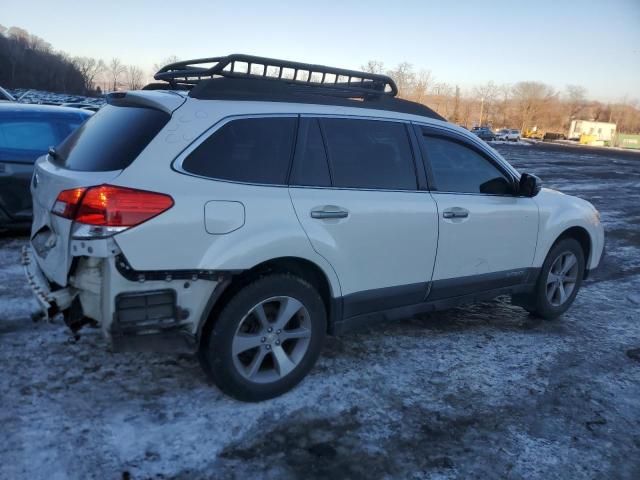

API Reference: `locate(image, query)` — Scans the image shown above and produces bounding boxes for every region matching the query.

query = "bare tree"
[411,70,433,103]
[107,57,126,91]
[153,55,181,75]
[473,81,499,126]
[73,57,105,93]
[7,26,29,42]
[451,85,461,124]
[125,65,144,90]
[361,60,384,74]
[511,81,556,133]
[386,62,415,98]
[566,85,587,120]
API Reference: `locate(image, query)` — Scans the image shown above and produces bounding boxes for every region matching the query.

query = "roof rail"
[154,54,398,97]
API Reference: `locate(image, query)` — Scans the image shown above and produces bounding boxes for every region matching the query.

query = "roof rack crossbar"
[154,54,398,97]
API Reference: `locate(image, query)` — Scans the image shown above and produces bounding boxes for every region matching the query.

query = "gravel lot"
[1,142,639,480]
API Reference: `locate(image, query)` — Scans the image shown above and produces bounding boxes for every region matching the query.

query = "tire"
[200,273,326,401]
[520,238,585,319]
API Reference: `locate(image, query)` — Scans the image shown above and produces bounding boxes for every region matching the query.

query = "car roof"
[0,102,93,117]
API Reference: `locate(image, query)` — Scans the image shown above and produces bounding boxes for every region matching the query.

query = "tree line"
[1,26,638,134]
[363,61,640,134]
[0,25,167,96]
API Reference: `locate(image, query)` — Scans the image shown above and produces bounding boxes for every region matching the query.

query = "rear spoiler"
[106,90,187,114]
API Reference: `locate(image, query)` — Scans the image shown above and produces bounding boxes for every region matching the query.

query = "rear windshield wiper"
[48,147,58,159]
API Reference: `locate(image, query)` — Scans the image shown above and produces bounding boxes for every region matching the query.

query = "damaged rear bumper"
[21,245,76,319]
[22,243,223,354]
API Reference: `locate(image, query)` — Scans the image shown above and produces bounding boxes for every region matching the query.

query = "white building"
[568,120,616,141]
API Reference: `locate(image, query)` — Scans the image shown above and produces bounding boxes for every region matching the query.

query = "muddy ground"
[1,142,639,479]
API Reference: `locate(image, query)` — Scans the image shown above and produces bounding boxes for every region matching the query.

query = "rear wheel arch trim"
[196,256,340,347]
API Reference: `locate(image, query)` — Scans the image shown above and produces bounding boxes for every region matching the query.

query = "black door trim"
[427,268,538,301]
[335,268,540,334]
[342,281,429,318]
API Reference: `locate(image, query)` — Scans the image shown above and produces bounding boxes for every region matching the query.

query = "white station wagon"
[22,55,605,401]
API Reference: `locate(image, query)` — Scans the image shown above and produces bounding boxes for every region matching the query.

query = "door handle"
[442,208,469,219]
[310,207,349,219]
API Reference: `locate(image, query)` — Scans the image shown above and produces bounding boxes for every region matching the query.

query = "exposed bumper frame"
[21,246,76,319]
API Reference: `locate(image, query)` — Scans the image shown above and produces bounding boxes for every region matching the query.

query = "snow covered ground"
[1,143,639,479]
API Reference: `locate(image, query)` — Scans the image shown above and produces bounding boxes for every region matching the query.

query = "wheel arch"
[550,226,592,278]
[197,256,341,349]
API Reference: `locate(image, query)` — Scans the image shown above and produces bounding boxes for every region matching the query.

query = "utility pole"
[479,97,484,127]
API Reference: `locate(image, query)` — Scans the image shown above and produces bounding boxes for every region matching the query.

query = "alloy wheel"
[546,251,579,306]
[231,296,312,383]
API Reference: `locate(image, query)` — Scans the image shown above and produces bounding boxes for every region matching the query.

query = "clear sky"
[2,0,639,102]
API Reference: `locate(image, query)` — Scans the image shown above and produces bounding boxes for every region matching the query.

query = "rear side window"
[290,118,331,187]
[182,117,296,185]
[421,135,511,194]
[54,105,169,171]
[321,118,416,190]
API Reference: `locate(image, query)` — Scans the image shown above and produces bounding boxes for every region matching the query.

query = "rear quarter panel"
[110,99,341,296]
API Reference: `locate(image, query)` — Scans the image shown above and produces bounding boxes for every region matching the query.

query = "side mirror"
[519,173,542,197]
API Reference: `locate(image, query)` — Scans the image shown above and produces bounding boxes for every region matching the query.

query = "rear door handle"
[310,207,349,219]
[442,208,469,219]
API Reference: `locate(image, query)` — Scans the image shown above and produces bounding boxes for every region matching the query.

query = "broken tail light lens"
[52,185,173,237]
[52,187,87,219]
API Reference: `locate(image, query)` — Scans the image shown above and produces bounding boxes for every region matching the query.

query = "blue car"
[0,103,91,231]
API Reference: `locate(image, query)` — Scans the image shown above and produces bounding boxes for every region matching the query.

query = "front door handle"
[442,208,469,219]
[310,207,349,219]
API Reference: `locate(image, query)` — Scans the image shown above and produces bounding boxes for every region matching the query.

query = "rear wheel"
[516,238,585,319]
[200,273,326,401]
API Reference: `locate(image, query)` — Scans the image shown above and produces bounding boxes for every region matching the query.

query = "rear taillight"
[52,185,173,237]
[52,187,87,219]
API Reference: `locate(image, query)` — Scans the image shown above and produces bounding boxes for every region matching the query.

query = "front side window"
[183,117,296,185]
[421,135,513,194]
[320,118,417,190]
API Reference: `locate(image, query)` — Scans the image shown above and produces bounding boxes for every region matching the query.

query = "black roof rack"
[150,54,446,121]
[154,54,398,97]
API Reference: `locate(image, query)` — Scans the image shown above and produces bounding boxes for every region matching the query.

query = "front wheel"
[201,273,326,401]
[517,238,585,319]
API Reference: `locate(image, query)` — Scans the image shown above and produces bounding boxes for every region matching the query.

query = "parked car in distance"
[496,129,521,141]
[22,55,604,401]
[0,86,16,102]
[0,103,91,230]
[472,127,496,141]
[61,102,102,112]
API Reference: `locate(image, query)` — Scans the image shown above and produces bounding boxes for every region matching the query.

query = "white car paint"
[290,187,438,296]
[27,90,605,347]
[431,193,539,280]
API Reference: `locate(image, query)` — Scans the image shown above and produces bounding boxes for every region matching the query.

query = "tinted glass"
[183,117,296,184]
[290,118,330,187]
[0,113,88,161]
[321,119,416,190]
[422,135,511,194]
[55,105,169,171]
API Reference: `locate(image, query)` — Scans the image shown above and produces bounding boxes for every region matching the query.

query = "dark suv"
[0,103,91,230]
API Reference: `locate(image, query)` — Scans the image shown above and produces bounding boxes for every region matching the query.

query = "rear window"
[0,113,87,161]
[54,105,169,171]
